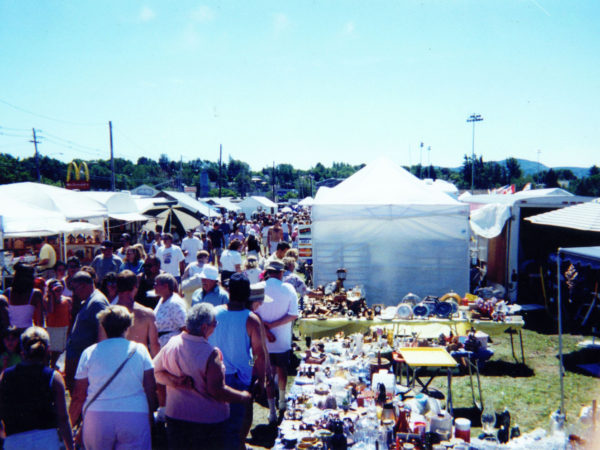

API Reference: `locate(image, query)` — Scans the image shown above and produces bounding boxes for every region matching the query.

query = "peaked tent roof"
[0,182,107,221]
[200,197,241,212]
[82,191,149,221]
[298,196,314,206]
[239,196,277,208]
[313,157,463,206]
[525,200,600,232]
[159,191,219,217]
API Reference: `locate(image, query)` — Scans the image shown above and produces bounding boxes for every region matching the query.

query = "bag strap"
[82,347,137,418]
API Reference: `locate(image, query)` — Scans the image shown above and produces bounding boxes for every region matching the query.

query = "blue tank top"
[0,364,57,435]
[209,307,252,385]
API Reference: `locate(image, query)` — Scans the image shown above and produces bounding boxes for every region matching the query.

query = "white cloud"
[139,6,156,22]
[343,21,355,35]
[191,5,215,23]
[273,13,289,34]
[180,25,201,49]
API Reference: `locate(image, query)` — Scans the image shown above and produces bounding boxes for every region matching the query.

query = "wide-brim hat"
[265,260,284,272]
[250,282,274,303]
[199,265,219,281]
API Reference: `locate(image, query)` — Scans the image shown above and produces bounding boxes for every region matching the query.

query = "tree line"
[1,152,599,198]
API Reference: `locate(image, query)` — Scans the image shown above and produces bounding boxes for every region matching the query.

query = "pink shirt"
[153,332,229,423]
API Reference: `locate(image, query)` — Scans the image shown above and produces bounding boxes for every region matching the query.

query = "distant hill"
[501,158,591,178]
[450,158,591,178]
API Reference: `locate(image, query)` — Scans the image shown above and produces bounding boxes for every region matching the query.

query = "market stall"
[312,157,470,307]
[274,332,581,449]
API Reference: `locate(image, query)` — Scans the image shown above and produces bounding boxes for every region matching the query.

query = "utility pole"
[30,128,41,182]
[109,121,115,191]
[272,161,276,202]
[467,113,483,193]
[419,142,424,178]
[427,146,432,178]
[177,156,183,191]
[218,144,222,198]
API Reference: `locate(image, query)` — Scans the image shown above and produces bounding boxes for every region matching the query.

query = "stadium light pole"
[467,113,483,193]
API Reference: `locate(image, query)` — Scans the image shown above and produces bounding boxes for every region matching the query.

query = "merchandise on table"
[275,332,580,449]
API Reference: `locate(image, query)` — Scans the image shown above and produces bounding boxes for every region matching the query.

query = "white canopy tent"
[312,157,470,306]
[238,196,278,217]
[199,197,241,213]
[82,191,149,222]
[0,198,70,238]
[0,182,107,221]
[422,178,459,198]
[157,191,219,218]
[298,196,314,207]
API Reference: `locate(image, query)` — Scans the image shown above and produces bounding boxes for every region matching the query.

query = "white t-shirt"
[256,278,299,353]
[220,250,242,272]
[75,338,153,413]
[181,236,203,264]
[156,245,185,277]
[244,268,262,284]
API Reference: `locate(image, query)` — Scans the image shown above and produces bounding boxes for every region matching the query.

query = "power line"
[0,125,31,132]
[113,126,150,156]
[0,98,105,127]
[39,134,103,156]
[0,131,30,139]
[39,136,102,157]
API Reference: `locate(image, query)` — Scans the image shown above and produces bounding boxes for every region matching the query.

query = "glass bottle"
[481,400,496,435]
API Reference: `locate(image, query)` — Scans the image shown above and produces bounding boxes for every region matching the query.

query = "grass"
[449,329,600,434]
[250,326,600,441]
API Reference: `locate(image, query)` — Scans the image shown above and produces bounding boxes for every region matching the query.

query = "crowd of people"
[0,209,313,449]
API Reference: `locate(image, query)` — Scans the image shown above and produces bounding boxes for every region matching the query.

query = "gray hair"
[155,273,178,293]
[186,303,215,336]
[282,256,296,271]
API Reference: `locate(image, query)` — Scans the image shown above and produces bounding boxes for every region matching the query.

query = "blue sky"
[1,1,598,171]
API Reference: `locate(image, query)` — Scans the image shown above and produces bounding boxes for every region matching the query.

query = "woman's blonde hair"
[21,326,50,361]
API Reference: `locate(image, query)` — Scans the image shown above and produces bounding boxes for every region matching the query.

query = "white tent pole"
[62,233,67,262]
[557,249,565,414]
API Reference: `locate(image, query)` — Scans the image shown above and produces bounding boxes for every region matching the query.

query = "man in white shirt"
[155,233,185,284]
[255,260,298,411]
[181,229,203,265]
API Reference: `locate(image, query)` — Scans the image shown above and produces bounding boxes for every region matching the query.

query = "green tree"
[543,169,560,188]
[505,158,522,183]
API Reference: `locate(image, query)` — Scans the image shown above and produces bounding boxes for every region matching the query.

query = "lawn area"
[448,328,600,433]
[251,327,600,439]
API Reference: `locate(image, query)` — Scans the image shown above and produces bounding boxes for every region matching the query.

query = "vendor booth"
[311,157,470,307]
[464,189,593,303]
[0,183,108,270]
[82,191,149,242]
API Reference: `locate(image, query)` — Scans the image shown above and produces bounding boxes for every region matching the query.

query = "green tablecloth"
[298,317,524,339]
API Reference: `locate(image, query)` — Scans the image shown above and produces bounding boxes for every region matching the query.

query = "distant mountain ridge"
[502,158,591,178]
[450,158,591,178]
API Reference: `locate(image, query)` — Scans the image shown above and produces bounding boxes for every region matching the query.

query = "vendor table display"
[299,317,526,363]
[274,333,580,449]
[299,290,527,364]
